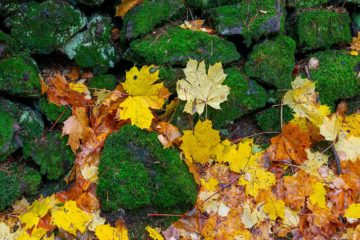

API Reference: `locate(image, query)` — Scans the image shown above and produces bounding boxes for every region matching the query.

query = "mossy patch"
[7,0,86,54]
[23,132,74,180]
[186,0,240,9]
[211,0,284,44]
[286,0,327,8]
[87,74,117,90]
[0,30,19,58]
[294,9,352,50]
[38,97,71,123]
[126,26,240,66]
[309,50,360,107]
[0,163,41,210]
[245,35,296,89]
[255,106,293,132]
[0,53,41,97]
[64,15,116,73]
[97,125,197,211]
[0,110,16,161]
[122,0,184,40]
[208,68,268,129]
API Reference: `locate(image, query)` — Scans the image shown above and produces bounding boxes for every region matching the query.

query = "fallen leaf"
[156,122,181,148]
[238,166,276,197]
[335,132,360,162]
[342,114,360,137]
[319,114,342,141]
[0,222,17,240]
[344,203,360,219]
[146,226,164,240]
[263,195,285,220]
[115,0,143,18]
[309,182,327,208]
[176,59,230,115]
[95,224,129,240]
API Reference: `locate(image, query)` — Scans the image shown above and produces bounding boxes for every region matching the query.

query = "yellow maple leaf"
[0,222,17,240]
[263,195,285,220]
[344,203,360,219]
[145,226,164,240]
[176,59,230,115]
[19,196,58,230]
[238,166,276,197]
[80,164,98,183]
[300,149,329,178]
[95,224,129,240]
[51,200,92,236]
[335,132,360,162]
[283,76,330,126]
[319,114,342,141]
[17,227,48,240]
[342,114,360,137]
[309,182,326,208]
[180,120,221,164]
[119,65,169,129]
[240,201,267,228]
[200,178,218,191]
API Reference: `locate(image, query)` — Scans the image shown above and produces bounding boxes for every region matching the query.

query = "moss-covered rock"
[208,68,268,129]
[23,132,74,180]
[97,125,197,211]
[0,53,41,97]
[0,98,44,151]
[255,106,293,132]
[64,15,116,73]
[211,0,284,44]
[0,31,19,58]
[122,0,184,40]
[125,26,240,66]
[286,0,327,8]
[294,9,351,50]
[76,0,104,6]
[186,0,240,9]
[308,50,360,107]
[87,74,117,90]
[0,110,16,161]
[38,97,72,123]
[0,163,41,210]
[245,35,296,89]
[7,0,86,54]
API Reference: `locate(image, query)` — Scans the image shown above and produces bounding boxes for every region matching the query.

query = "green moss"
[208,68,268,129]
[76,0,104,6]
[0,31,20,57]
[39,97,71,123]
[87,74,117,90]
[0,53,41,97]
[64,15,116,73]
[256,106,293,132]
[170,101,196,131]
[23,132,74,180]
[7,0,86,54]
[186,0,240,8]
[287,0,327,8]
[97,125,197,211]
[0,98,44,150]
[211,0,285,44]
[309,50,360,107]
[126,26,240,66]
[295,9,351,50]
[0,110,15,161]
[159,67,184,92]
[122,0,184,40]
[0,163,41,210]
[245,35,296,89]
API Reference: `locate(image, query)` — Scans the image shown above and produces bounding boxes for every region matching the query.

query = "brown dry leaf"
[350,32,360,53]
[115,0,143,18]
[156,122,181,148]
[179,20,215,34]
[266,122,312,164]
[62,107,93,153]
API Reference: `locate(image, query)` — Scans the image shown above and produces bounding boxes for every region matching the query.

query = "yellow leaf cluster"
[344,203,360,219]
[263,195,285,220]
[119,66,169,129]
[95,224,129,240]
[176,59,230,115]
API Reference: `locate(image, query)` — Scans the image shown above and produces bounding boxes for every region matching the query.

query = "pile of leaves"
[0,54,359,239]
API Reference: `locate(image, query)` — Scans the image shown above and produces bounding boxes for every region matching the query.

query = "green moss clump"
[39,97,71,123]
[126,27,240,66]
[287,0,327,8]
[309,50,360,107]
[23,132,74,180]
[77,0,104,6]
[0,53,41,97]
[7,0,86,54]
[295,9,351,50]
[245,35,296,89]
[0,163,41,210]
[64,15,116,74]
[87,74,117,90]
[97,125,197,211]
[255,106,293,132]
[186,0,240,9]
[122,0,184,40]
[208,68,268,129]
[211,0,284,44]
[0,31,19,57]
[0,98,44,150]
[0,110,16,161]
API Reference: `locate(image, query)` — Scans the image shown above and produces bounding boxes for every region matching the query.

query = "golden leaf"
[95,224,129,240]
[344,203,360,219]
[145,226,164,240]
[263,195,285,220]
[309,182,327,208]
[115,0,143,18]
[238,166,276,197]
